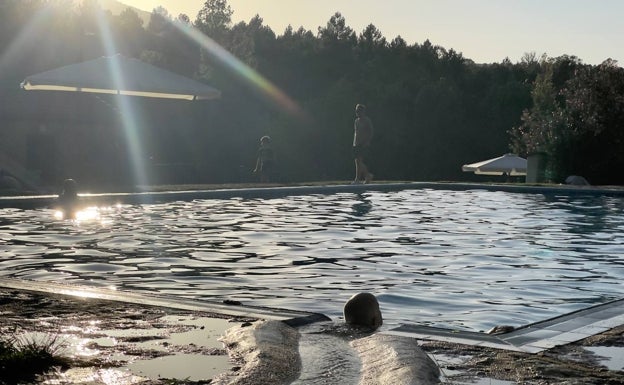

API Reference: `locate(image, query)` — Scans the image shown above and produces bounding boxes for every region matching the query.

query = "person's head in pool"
[61,179,77,198]
[58,179,79,205]
[57,179,80,218]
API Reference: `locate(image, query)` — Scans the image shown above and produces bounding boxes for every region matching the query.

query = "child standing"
[253,136,275,183]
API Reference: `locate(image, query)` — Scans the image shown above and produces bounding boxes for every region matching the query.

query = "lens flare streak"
[173,23,306,119]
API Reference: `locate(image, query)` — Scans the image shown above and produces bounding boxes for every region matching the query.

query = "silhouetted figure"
[253,136,275,183]
[352,104,374,184]
[57,179,79,217]
[343,292,383,330]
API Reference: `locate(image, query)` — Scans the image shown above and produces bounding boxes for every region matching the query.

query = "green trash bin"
[527,152,547,183]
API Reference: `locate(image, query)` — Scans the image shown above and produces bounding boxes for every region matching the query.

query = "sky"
[122,0,623,65]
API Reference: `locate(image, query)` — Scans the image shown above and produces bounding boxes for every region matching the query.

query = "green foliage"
[112,8,146,57]
[318,12,356,43]
[195,0,233,43]
[510,56,624,184]
[561,60,624,183]
[0,333,69,383]
[1,0,621,188]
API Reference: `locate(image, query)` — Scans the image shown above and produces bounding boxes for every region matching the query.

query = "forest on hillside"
[1,0,623,191]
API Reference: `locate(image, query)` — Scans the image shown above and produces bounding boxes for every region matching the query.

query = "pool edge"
[2,181,623,209]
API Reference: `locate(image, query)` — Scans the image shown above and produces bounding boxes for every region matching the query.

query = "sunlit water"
[1,188,623,332]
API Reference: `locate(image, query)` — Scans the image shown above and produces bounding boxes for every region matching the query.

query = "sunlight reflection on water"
[1,189,624,331]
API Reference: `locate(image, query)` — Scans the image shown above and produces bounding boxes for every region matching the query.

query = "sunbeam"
[171,21,307,120]
[91,7,149,189]
[12,3,304,192]
[0,4,53,73]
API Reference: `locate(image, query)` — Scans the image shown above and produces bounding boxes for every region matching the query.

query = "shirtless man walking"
[352,104,374,184]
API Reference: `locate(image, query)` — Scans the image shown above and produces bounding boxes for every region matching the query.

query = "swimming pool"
[1,187,623,332]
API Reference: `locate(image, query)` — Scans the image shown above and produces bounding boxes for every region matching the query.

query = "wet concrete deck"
[4,278,624,384]
[5,277,624,356]
[385,298,624,353]
[0,278,330,326]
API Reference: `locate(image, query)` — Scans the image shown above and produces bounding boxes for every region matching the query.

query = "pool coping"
[0,278,624,354]
[1,181,623,209]
[0,278,330,327]
[4,278,624,356]
[385,297,624,353]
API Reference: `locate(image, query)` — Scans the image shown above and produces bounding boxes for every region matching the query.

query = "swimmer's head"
[61,179,78,198]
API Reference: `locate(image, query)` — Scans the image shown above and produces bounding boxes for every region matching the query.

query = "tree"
[147,6,171,35]
[112,8,145,57]
[313,13,357,87]
[195,0,233,43]
[509,61,570,180]
[9,0,624,187]
[317,12,356,43]
[358,24,386,50]
[509,56,624,183]
[561,59,624,183]
[228,15,276,69]
[389,36,407,50]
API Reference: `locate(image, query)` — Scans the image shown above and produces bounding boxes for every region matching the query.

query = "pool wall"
[1,182,623,209]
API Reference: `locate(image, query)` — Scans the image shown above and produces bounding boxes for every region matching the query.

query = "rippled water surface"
[1,188,624,331]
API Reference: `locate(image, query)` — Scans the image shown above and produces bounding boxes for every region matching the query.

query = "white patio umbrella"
[17,54,221,191]
[462,153,527,176]
[21,54,220,101]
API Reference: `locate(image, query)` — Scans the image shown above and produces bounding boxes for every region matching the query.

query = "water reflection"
[54,206,101,222]
[537,193,618,235]
[351,194,372,217]
[1,189,623,331]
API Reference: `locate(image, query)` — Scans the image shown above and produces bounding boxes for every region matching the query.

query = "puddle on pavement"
[430,353,472,378]
[121,316,233,381]
[157,315,230,349]
[431,353,515,385]
[25,314,234,383]
[42,368,146,385]
[584,346,624,371]
[127,353,231,381]
[465,379,515,385]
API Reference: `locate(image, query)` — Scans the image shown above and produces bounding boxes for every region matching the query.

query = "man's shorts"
[352,145,369,159]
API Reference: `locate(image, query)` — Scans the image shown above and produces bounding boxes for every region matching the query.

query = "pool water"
[1,188,623,331]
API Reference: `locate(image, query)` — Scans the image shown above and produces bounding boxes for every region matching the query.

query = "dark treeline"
[1,0,622,191]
